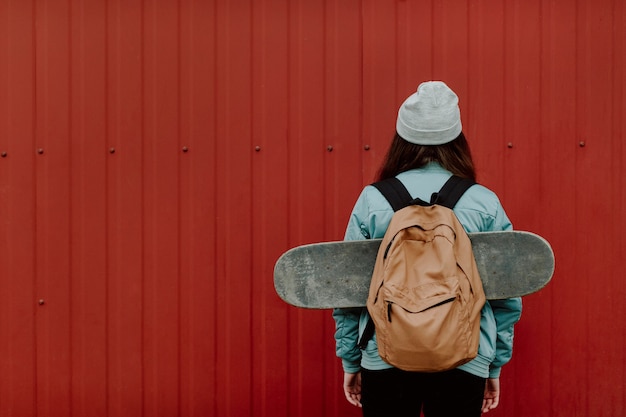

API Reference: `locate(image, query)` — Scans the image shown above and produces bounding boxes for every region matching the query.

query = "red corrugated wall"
[0,0,624,416]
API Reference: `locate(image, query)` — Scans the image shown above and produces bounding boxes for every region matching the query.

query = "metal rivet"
[579,141,586,147]
[38,299,45,306]
[182,146,189,153]
[364,145,370,151]
[109,147,116,154]
[254,146,261,152]
[1,151,7,158]
[327,145,333,152]
[37,148,44,154]
[507,142,513,148]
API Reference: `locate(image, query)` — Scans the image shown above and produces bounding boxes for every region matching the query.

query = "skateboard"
[274,231,554,309]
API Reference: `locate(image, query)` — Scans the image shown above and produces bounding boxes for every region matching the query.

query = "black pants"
[361,368,485,417]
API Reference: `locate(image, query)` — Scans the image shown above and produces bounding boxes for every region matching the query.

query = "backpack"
[356,175,486,372]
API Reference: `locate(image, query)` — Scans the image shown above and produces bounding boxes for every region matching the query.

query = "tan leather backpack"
[357,176,485,372]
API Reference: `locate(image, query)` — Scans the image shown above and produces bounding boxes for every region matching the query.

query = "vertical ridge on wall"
[432,1,469,91]
[179,1,217,416]
[106,0,144,415]
[615,2,626,409]
[467,0,506,189]
[0,1,37,415]
[207,0,218,415]
[362,0,397,181]
[541,1,582,416]
[142,1,182,416]
[286,1,327,416]
[69,0,108,415]
[499,3,545,416]
[619,1,626,409]
[396,0,434,101]
[579,1,623,415]
[500,0,543,225]
[214,1,254,416]
[250,0,291,416]
[34,1,72,415]
[321,1,363,415]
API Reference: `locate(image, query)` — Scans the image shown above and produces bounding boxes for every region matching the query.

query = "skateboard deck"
[274,231,554,309]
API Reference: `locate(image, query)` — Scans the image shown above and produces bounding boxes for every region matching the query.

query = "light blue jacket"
[333,163,522,379]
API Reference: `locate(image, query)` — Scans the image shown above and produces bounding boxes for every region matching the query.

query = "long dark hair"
[376,132,476,182]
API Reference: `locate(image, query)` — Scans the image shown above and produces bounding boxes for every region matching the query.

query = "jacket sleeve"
[332,307,363,373]
[487,297,523,378]
[491,197,513,232]
[332,189,371,373]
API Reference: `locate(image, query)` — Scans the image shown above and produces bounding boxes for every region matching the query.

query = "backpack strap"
[357,318,375,350]
[370,177,413,212]
[357,175,476,350]
[431,176,476,209]
[372,175,476,211]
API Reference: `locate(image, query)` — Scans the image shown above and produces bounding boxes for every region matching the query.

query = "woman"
[333,81,522,417]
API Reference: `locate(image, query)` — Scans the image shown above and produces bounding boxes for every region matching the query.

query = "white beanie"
[396,81,462,145]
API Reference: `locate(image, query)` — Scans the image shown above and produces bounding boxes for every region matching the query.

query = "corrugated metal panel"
[0,1,624,416]
[215,0,254,415]
[35,1,72,415]
[179,2,217,416]
[69,0,108,415]
[106,2,145,416]
[0,2,37,416]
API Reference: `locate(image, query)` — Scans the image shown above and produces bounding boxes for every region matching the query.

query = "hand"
[482,378,500,413]
[343,372,362,407]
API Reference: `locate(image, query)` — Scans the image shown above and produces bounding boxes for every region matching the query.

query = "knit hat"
[396,81,462,145]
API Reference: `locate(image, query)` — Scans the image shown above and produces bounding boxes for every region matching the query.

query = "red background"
[0,0,624,416]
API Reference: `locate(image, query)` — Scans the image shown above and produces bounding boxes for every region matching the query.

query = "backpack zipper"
[386,296,457,322]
